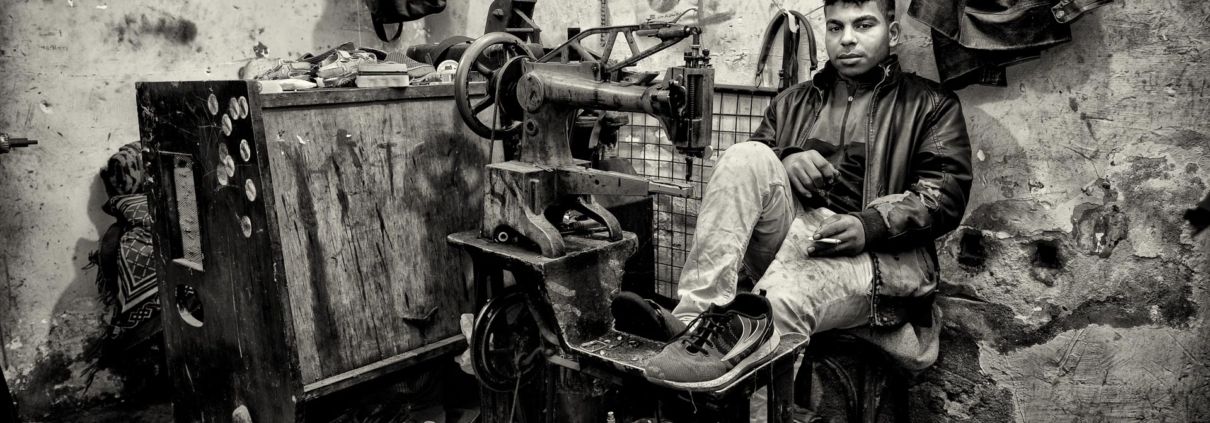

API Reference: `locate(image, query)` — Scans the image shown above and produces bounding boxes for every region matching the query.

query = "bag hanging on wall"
[364,0,447,42]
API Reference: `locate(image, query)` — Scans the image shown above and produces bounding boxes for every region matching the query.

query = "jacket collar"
[811,55,902,91]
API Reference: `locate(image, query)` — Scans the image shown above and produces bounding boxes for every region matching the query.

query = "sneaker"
[610,292,687,342]
[643,292,781,391]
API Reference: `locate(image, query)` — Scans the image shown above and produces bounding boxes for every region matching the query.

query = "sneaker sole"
[643,328,782,391]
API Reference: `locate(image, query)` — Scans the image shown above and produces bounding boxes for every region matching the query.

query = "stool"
[448,231,809,423]
[795,333,912,423]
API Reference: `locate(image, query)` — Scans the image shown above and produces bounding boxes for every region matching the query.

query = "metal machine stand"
[449,231,807,423]
[450,201,810,422]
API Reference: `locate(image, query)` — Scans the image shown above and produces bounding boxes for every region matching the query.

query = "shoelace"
[678,311,728,355]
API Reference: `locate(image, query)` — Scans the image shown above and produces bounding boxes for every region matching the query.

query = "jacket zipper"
[862,68,891,206]
[839,85,855,150]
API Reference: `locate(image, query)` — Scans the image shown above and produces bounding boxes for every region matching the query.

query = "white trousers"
[672,141,874,338]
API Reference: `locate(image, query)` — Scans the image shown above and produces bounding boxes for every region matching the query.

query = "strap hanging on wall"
[363,0,449,42]
[755,8,817,92]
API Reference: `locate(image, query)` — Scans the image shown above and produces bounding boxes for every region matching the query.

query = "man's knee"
[719,142,780,166]
[760,287,810,333]
[762,288,794,316]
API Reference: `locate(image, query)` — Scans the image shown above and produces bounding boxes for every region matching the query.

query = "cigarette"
[814,238,841,244]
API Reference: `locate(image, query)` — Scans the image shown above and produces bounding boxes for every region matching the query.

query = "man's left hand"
[808,214,866,257]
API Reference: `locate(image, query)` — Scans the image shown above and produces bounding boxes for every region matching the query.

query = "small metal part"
[232,405,252,423]
[648,180,693,197]
[240,216,253,238]
[579,339,609,353]
[0,134,37,154]
[239,139,252,162]
[244,179,258,202]
[400,306,439,325]
[228,97,240,120]
[238,96,250,119]
[206,94,219,115]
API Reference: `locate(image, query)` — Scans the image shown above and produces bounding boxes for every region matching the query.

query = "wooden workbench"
[138,81,488,422]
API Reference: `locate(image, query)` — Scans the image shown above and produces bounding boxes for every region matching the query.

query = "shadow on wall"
[17,162,177,420]
[13,175,128,419]
[0,180,34,417]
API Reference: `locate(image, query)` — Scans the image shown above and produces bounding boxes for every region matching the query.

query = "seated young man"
[616,0,973,390]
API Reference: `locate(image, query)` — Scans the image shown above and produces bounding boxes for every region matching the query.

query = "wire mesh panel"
[607,86,776,300]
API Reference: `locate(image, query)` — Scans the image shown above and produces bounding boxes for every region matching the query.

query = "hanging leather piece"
[755,10,817,92]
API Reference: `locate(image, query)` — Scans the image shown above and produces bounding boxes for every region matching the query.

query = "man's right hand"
[782,150,837,198]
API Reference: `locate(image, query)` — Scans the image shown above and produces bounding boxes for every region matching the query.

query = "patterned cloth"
[99,142,146,197]
[92,142,162,333]
[99,195,160,329]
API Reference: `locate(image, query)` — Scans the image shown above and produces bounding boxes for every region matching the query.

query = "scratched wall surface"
[0,0,469,419]
[518,0,1210,421]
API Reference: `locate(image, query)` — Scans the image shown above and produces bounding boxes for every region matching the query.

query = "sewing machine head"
[453,20,715,257]
[454,20,714,165]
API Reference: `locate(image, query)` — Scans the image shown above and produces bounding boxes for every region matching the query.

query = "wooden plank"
[139,80,304,422]
[260,83,487,109]
[301,335,466,401]
[263,95,487,383]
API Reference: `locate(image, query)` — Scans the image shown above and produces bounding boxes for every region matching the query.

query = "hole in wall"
[1031,239,1064,270]
[957,229,987,268]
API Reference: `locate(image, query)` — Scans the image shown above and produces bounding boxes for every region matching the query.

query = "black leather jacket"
[752,56,973,303]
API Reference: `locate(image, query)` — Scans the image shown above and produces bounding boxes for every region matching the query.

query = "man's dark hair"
[823,0,896,22]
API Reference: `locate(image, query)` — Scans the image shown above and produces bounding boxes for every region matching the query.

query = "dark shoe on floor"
[610,291,687,342]
[643,292,780,391]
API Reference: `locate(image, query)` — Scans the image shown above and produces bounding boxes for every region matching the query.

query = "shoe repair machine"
[447,17,806,423]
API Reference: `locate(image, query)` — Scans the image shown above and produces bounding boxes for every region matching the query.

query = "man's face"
[824,1,899,78]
